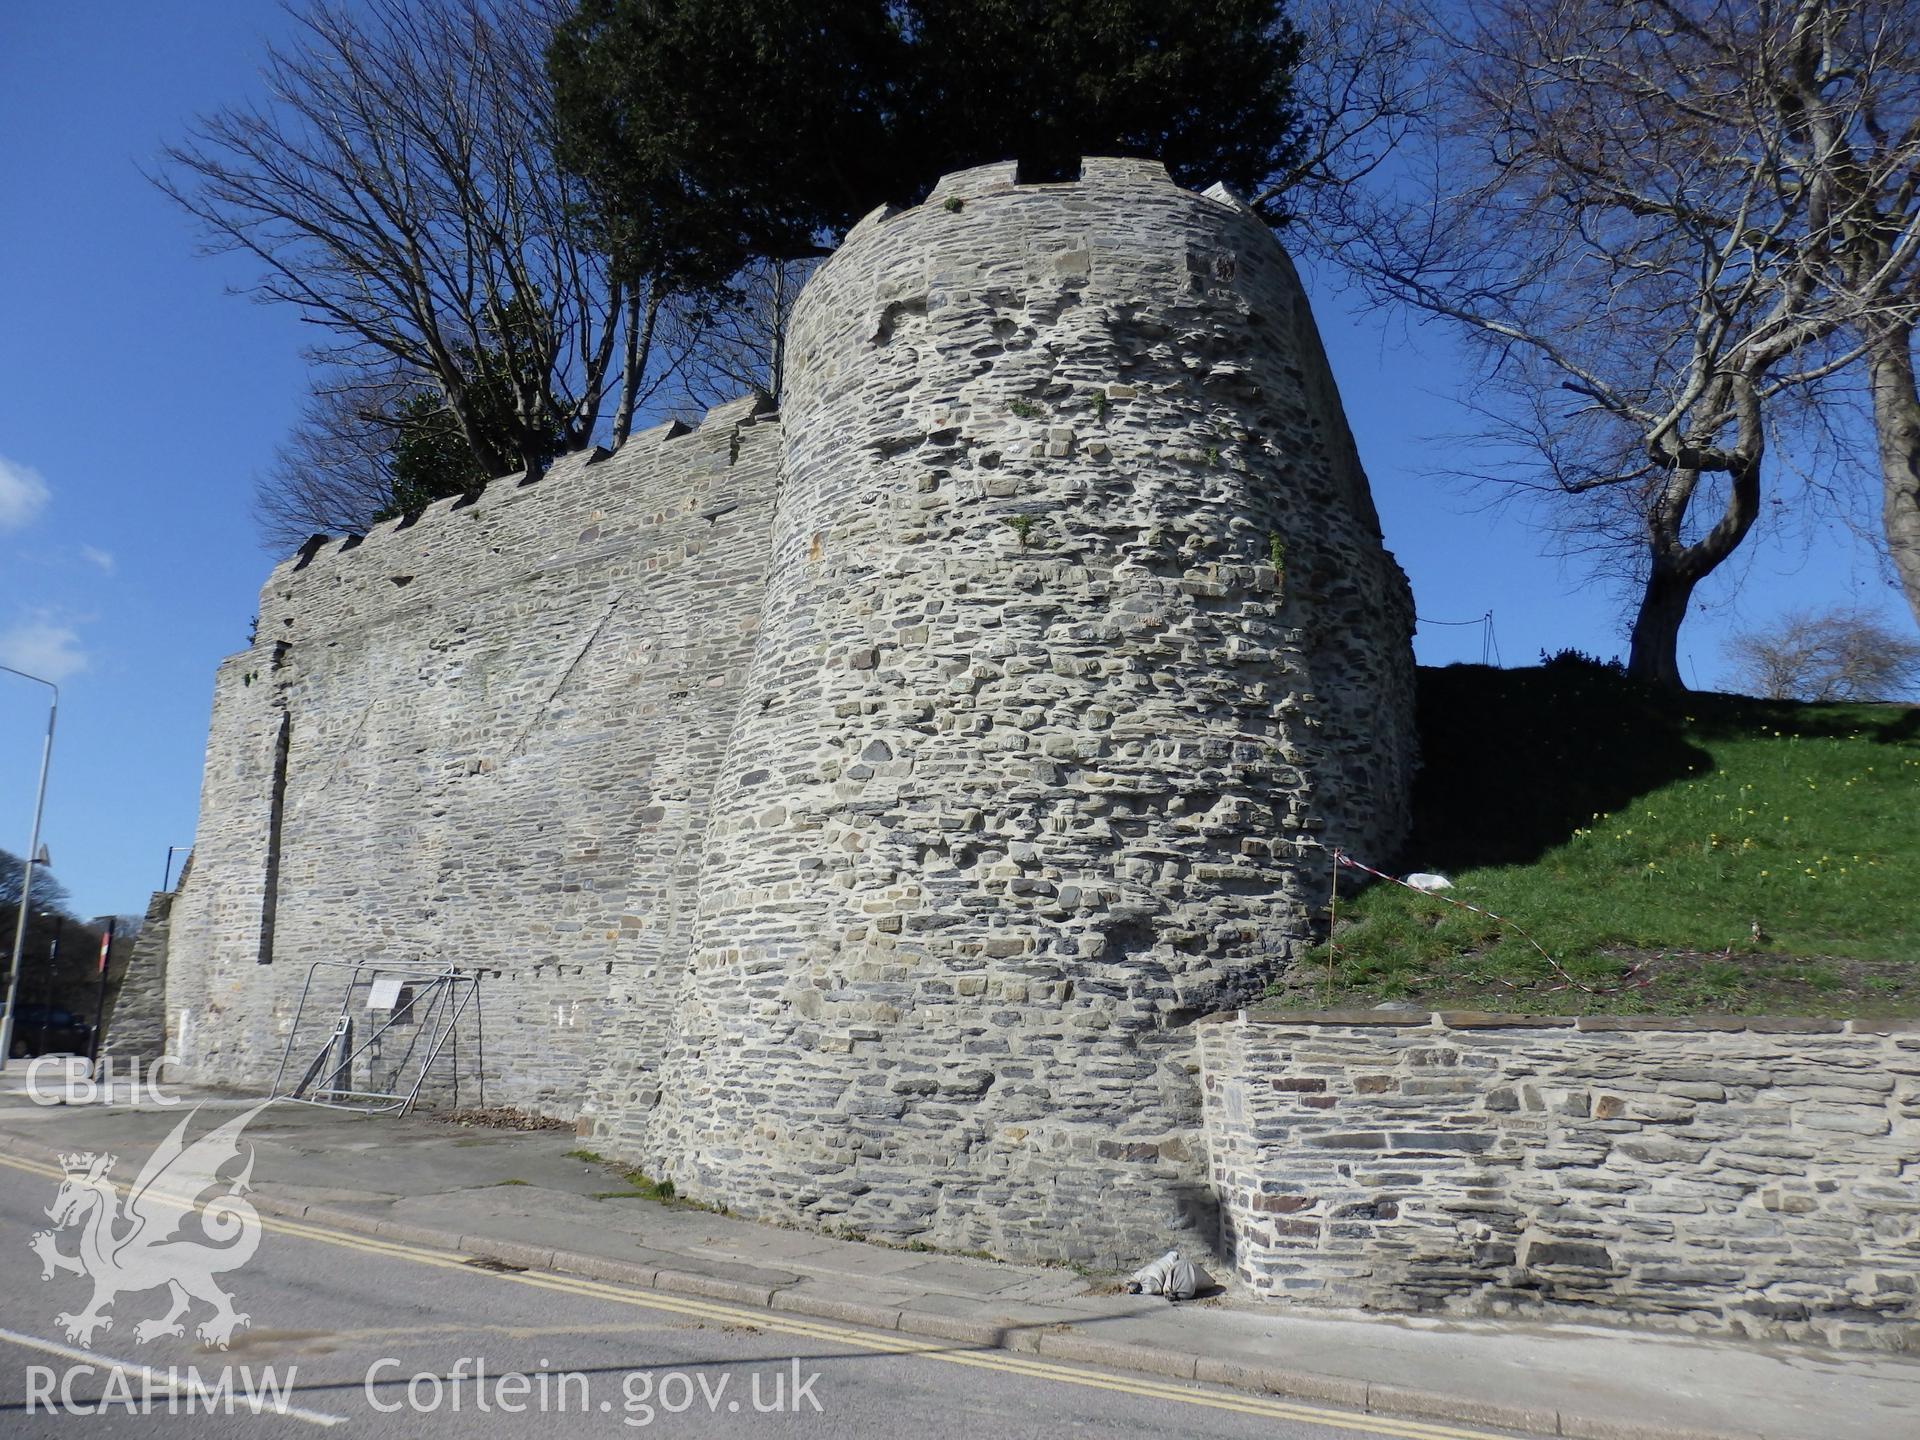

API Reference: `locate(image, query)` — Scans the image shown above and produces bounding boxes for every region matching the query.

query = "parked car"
[6,1004,92,1058]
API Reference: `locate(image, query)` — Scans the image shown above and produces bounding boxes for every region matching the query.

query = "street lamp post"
[162,844,190,893]
[1,665,58,1069]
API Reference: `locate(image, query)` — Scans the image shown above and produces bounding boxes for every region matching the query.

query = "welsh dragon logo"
[29,1101,271,1349]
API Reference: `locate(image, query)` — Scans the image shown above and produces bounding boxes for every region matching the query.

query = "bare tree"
[671,259,818,413]
[1729,607,1920,699]
[1754,4,1920,631]
[1257,0,1442,242]
[254,372,412,549]
[0,848,71,917]
[1868,329,1920,630]
[157,0,655,495]
[1333,1,1909,688]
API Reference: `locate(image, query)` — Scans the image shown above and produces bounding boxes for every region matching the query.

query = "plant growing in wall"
[1268,532,1287,580]
[1004,513,1048,549]
[1008,399,1044,421]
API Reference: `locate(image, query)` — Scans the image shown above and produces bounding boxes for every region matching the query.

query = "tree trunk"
[611,281,661,447]
[1625,396,1764,692]
[768,263,787,401]
[443,384,510,480]
[1626,562,1695,690]
[1866,320,1920,631]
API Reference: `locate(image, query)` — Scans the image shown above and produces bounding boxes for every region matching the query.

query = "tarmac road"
[0,1153,1543,1439]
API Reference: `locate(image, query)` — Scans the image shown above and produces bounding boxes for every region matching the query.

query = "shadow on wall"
[1400,661,1713,872]
[1171,1182,1224,1262]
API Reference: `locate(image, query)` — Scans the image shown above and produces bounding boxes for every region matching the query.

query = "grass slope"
[1276,659,1920,1017]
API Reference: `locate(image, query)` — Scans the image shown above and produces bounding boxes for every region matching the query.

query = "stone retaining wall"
[1199,1011,1920,1350]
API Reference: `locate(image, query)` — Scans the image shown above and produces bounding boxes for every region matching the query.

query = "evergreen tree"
[375,301,571,520]
[547,0,1305,285]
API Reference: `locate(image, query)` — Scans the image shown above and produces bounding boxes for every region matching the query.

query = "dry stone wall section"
[627,159,1416,1265]
[1200,1011,1920,1350]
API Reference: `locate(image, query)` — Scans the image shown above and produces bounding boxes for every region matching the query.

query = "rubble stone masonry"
[166,396,781,1110]
[168,157,1418,1265]
[98,888,175,1062]
[1200,1011,1920,1350]
[622,159,1416,1263]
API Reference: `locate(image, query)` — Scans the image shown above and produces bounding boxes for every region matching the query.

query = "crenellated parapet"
[256,393,776,644]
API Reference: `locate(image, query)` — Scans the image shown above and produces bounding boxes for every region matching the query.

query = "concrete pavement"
[1,1069,1914,1439]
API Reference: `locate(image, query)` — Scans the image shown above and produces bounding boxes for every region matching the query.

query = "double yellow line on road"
[0,1151,1522,1439]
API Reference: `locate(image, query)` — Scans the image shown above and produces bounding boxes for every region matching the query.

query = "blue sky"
[0,4,1910,922]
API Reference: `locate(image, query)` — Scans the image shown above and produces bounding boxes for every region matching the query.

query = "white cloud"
[0,613,89,683]
[0,454,50,531]
[80,545,115,575]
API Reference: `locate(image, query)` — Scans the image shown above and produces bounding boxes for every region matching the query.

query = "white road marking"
[0,1324,345,1427]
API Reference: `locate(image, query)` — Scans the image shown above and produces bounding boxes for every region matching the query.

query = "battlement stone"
[257,393,776,643]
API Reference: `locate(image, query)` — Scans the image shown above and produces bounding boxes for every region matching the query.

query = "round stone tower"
[644,157,1416,1265]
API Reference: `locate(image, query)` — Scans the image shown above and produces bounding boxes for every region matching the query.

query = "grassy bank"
[1269,660,1919,1017]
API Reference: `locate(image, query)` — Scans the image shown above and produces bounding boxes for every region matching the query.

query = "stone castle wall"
[166,397,781,1110]
[622,159,1416,1264]
[170,159,1417,1266]
[1200,1011,1920,1350]
[98,888,175,1062]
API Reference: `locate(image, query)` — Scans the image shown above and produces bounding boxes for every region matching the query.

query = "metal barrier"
[270,959,484,1115]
